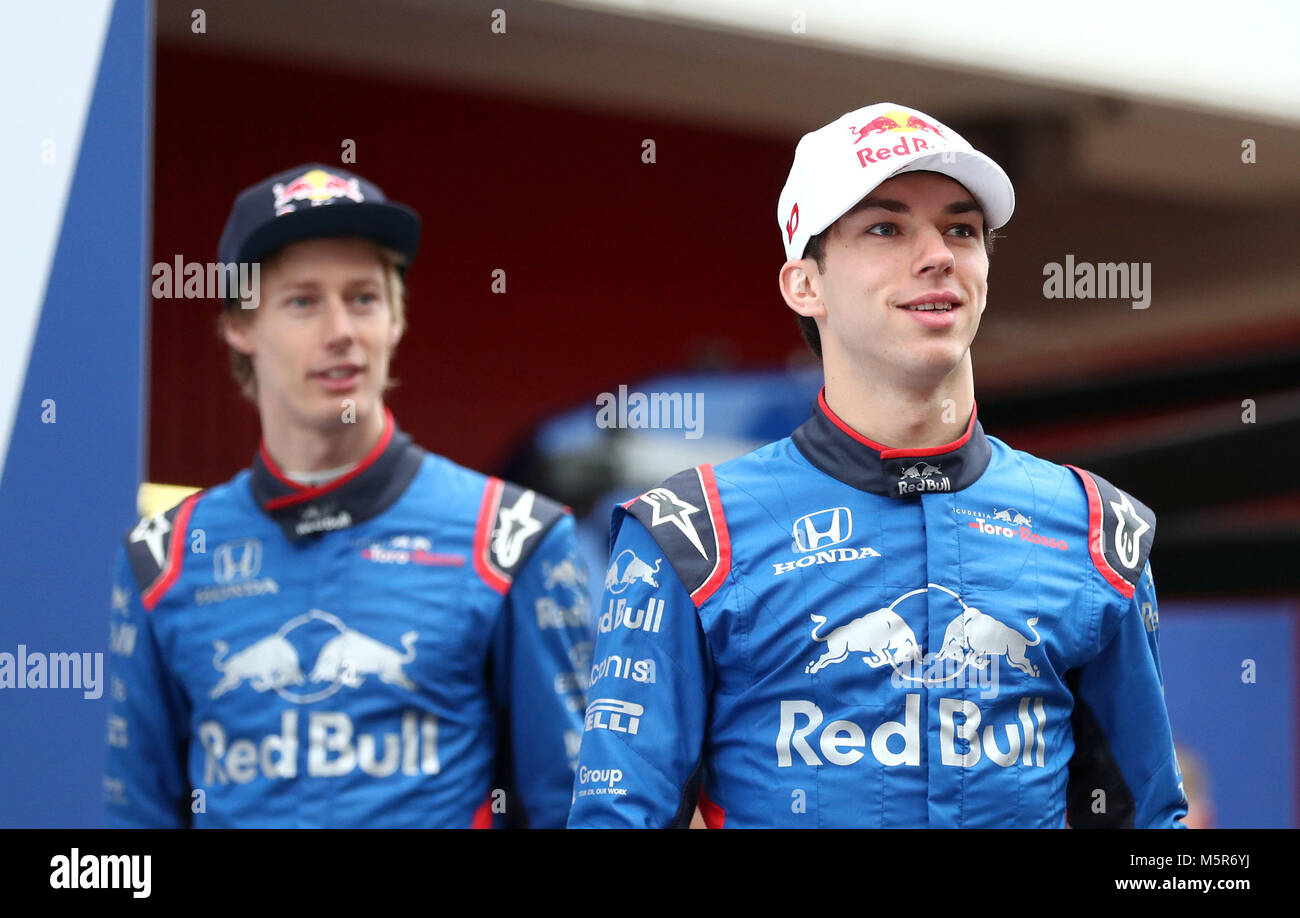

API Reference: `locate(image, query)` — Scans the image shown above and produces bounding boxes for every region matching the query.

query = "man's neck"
[258,403,388,475]
[822,358,974,450]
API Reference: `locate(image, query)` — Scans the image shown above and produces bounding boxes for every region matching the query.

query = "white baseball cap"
[777,102,1015,262]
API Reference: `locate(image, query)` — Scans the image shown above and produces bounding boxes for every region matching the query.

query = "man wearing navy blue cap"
[106,164,591,828]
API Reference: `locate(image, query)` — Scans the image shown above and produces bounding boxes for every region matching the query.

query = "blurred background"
[2,0,1296,826]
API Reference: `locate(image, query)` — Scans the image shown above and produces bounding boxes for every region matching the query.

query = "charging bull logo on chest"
[210,634,303,698]
[804,584,1041,684]
[786,586,1051,772]
[805,608,920,673]
[936,608,1040,677]
[210,610,418,703]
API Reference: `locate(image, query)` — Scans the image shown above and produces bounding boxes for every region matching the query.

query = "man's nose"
[321,296,355,345]
[914,227,956,276]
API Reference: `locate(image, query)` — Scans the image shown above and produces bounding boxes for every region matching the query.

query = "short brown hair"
[221,240,408,402]
[795,224,998,360]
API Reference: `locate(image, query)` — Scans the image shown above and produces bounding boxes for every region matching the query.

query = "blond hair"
[221,240,407,402]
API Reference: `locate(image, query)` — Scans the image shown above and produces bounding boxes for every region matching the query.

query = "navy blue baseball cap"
[218,163,421,303]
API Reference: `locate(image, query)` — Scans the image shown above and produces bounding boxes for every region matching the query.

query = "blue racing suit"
[568,391,1186,828]
[106,411,590,827]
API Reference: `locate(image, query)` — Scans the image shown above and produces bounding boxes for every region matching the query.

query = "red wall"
[150,44,802,486]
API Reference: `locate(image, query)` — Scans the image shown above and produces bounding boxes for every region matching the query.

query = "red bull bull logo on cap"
[848,108,947,168]
[272,168,365,216]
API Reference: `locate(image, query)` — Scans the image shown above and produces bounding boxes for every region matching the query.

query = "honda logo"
[792,507,852,553]
[213,539,263,583]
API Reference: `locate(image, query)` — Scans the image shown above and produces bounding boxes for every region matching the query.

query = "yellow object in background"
[137,482,201,518]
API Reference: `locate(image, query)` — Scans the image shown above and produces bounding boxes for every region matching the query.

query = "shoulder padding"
[619,465,731,607]
[123,492,204,611]
[1067,466,1156,600]
[474,478,569,594]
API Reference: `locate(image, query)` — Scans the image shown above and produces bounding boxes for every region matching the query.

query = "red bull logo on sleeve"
[849,108,948,167]
[544,555,587,590]
[604,549,663,595]
[535,596,590,630]
[597,597,665,635]
[271,168,365,216]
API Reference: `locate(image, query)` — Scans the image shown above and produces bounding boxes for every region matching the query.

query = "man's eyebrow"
[844,197,984,218]
[271,276,381,290]
[847,197,908,215]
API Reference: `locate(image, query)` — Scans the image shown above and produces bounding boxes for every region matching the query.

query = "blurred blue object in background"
[517,367,823,613]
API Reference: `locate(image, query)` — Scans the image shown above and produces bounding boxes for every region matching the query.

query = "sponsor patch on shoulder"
[474,479,566,592]
[623,465,730,606]
[1067,466,1155,598]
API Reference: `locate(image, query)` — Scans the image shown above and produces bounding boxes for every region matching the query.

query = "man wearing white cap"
[569,104,1186,828]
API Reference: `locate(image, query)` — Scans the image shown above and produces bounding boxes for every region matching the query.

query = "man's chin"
[890,345,971,388]
[297,393,381,432]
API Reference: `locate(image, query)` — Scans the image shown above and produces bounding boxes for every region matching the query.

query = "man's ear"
[779,258,826,320]
[221,311,255,357]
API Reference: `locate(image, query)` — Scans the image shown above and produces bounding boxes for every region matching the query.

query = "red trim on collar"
[258,442,305,491]
[817,388,977,459]
[263,408,395,511]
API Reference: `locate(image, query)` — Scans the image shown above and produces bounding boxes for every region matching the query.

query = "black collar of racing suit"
[248,408,425,543]
[791,388,991,499]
